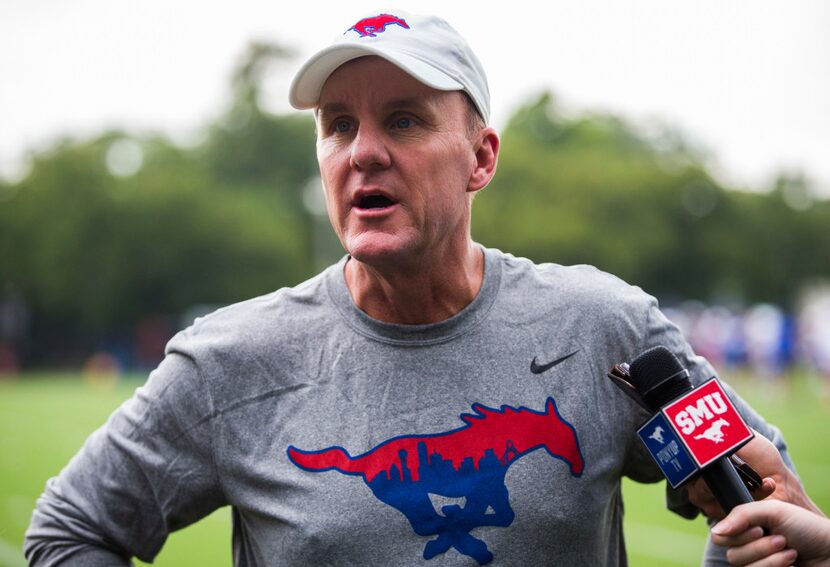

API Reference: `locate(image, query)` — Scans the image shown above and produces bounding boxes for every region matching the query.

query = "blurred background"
[1,1,828,566]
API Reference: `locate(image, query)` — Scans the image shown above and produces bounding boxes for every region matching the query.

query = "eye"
[334,119,353,133]
[393,117,414,129]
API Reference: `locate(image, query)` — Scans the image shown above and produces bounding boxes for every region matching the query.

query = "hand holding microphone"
[614,345,758,515]
[711,499,830,566]
[610,345,823,522]
[684,435,778,520]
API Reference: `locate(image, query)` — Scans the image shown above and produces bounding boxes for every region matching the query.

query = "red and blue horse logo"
[287,398,584,565]
[348,14,410,38]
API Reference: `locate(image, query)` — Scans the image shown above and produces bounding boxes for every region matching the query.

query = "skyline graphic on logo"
[287,398,583,565]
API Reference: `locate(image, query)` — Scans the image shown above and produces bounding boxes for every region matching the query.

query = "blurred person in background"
[0,279,29,375]
[744,304,791,380]
[798,288,830,399]
[24,9,818,566]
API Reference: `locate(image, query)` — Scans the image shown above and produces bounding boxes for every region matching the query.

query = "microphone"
[627,346,754,515]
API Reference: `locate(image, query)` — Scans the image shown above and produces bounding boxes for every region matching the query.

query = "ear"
[467,127,500,193]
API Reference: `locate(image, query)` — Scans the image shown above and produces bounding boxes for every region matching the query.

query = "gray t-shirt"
[25,247,791,566]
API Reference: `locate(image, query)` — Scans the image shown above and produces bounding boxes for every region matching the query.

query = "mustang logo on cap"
[348,14,410,38]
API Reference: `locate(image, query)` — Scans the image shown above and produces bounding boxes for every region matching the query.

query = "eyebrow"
[317,97,436,121]
[317,102,348,118]
[382,98,434,115]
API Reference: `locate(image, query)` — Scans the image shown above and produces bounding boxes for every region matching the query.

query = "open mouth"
[357,194,396,209]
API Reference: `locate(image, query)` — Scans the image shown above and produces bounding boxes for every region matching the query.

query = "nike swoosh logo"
[530,350,579,374]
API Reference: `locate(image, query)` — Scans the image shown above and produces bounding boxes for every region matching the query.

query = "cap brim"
[289,44,464,110]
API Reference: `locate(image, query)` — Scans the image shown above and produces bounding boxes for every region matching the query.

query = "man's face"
[315,56,480,268]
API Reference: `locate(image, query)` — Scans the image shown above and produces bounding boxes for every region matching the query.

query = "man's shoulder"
[490,248,660,369]
[166,263,341,359]
[491,248,652,312]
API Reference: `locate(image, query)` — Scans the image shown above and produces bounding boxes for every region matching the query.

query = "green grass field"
[1,371,828,566]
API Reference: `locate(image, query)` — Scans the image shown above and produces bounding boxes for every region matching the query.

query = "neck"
[344,242,485,325]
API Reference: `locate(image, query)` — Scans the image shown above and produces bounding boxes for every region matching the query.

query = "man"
[26,10,806,566]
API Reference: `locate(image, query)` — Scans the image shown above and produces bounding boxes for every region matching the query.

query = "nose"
[349,124,391,171]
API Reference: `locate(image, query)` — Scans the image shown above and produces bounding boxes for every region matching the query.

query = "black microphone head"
[628,345,692,410]
[629,346,683,390]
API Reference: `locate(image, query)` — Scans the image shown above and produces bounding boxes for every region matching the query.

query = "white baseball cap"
[289,10,491,124]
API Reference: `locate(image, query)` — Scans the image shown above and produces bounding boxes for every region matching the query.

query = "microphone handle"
[701,456,754,514]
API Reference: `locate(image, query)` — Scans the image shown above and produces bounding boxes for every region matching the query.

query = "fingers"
[686,477,726,520]
[714,500,782,534]
[752,478,776,501]
[746,548,798,567]
[712,504,797,567]
[711,525,765,548]
[724,537,797,567]
[712,501,778,542]
[688,473,776,520]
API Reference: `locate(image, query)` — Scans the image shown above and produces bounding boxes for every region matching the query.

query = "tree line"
[1,44,827,367]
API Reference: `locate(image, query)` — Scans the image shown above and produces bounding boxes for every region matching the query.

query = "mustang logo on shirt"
[287,398,583,565]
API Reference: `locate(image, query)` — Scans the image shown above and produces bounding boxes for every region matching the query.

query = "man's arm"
[25,352,226,566]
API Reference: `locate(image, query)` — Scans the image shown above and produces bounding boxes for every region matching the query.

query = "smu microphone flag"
[636,378,754,488]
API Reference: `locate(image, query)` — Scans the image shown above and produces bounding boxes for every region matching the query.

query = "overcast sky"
[2,0,828,194]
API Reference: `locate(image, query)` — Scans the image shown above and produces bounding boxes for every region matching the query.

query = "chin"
[344,233,417,267]
[347,245,405,266]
